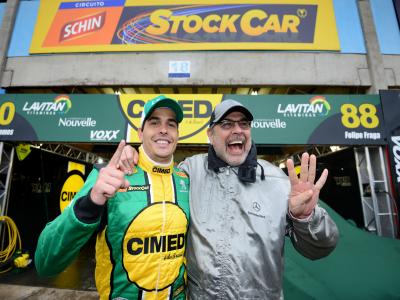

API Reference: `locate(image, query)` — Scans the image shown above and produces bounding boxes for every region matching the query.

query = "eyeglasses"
[215,119,251,130]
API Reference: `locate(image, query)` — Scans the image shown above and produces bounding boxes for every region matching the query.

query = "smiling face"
[207,111,252,166]
[138,107,179,164]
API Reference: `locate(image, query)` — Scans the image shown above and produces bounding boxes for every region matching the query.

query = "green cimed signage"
[0,94,386,145]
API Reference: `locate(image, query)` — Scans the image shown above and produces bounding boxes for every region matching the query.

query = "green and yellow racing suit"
[35,147,190,300]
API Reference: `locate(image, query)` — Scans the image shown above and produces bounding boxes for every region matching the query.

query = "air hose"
[0,216,31,273]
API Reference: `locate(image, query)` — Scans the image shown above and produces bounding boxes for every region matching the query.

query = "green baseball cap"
[140,95,183,128]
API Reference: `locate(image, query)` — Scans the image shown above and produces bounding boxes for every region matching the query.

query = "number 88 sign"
[340,103,379,129]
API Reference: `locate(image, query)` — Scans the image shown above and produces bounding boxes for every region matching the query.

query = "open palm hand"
[287,153,328,219]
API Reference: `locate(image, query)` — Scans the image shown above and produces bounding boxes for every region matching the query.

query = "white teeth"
[229,141,243,145]
[156,140,169,144]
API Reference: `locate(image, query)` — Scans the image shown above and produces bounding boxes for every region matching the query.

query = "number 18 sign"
[169,61,191,78]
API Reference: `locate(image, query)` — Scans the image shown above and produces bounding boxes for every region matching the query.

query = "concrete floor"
[0,284,99,299]
[0,240,98,299]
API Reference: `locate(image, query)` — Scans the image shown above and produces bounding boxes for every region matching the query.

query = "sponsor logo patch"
[119,185,150,192]
[152,166,171,174]
[122,203,188,291]
[175,171,188,178]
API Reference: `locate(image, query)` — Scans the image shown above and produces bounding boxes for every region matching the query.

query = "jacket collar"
[207,142,259,183]
[138,146,174,176]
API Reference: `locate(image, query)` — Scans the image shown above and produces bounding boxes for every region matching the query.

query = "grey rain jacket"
[180,154,339,300]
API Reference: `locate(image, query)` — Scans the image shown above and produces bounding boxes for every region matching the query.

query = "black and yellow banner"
[30,0,340,53]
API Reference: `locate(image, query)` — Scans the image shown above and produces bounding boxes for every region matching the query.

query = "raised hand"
[287,153,328,219]
[90,140,130,205]
[117,144,139,175]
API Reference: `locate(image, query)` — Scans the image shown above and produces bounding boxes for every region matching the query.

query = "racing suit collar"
[138,146,174,175]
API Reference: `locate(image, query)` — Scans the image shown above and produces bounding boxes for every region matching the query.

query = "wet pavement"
[0,240,98,299]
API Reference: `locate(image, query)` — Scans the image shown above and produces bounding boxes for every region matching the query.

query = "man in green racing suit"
[35,95,190,300]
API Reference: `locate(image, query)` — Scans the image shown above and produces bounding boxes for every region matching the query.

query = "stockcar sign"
[30,0,340,53]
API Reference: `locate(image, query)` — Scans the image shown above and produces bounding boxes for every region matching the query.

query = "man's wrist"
[73,190,105,223]
[288,209,314,222]
[90,189,106,206]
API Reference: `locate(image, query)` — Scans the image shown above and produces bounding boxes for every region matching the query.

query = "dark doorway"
[318,147,364,228]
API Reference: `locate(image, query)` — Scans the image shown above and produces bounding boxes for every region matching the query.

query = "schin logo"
[277,96,331,118]
[23,95,72,116]
[90,130,120,141]
[61,12,106,42]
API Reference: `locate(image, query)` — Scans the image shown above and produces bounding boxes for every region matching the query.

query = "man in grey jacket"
[119,99,339,299]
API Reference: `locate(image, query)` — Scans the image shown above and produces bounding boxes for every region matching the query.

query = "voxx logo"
[90,130,120,141]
